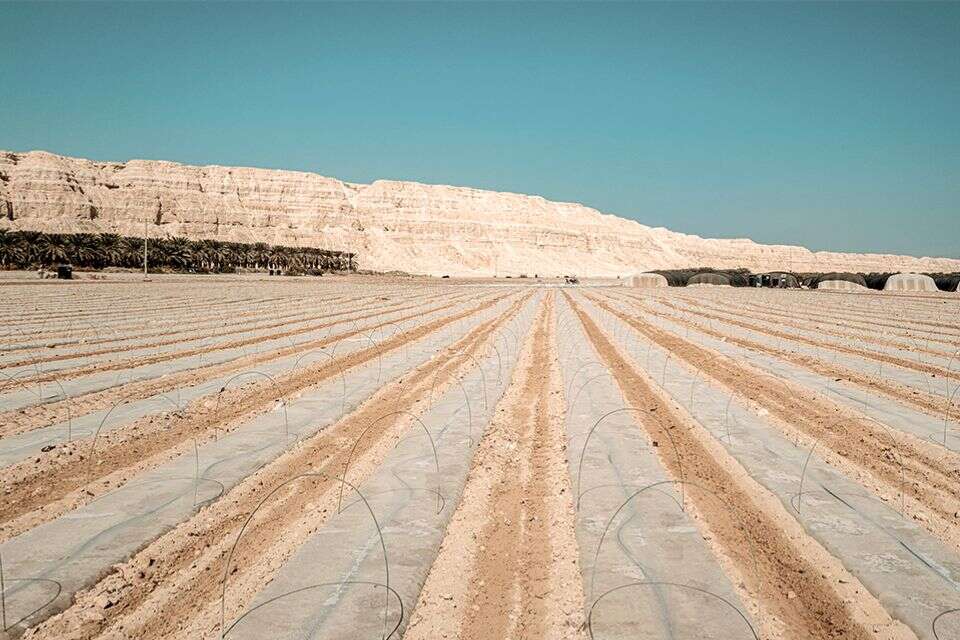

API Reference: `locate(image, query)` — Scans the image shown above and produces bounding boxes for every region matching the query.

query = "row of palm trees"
[0,230,355,273]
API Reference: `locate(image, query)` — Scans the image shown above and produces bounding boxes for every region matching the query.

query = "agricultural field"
[0,276,958,640]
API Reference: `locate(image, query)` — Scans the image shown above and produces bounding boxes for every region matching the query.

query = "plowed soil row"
[679,296,960,355]
[568,293,913,640]
[21,291,530,640]
[619,292,960,382]
[666,294,960,354]
[0,293,333,352]
[811,288,960,313]
[590,292,960,553]
[616,292,957,419]
[0,291,276,327]
[0,293,512,543]
[0,293,405,369]
[405,292,585,640]
[0,292,490,439]
[1,291,463,388]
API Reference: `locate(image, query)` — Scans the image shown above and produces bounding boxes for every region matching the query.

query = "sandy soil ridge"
[405,291,586,640]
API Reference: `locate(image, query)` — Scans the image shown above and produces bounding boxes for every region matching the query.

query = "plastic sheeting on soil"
[587,294,960,640]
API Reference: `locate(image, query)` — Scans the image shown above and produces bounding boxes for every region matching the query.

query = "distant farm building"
[630,273,669,288]
[883,273,938,292]
[688,272,731,286]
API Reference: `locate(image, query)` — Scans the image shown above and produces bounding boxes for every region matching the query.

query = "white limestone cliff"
[1,150,957,276]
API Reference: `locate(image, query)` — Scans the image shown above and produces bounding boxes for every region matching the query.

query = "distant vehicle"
[565,275,579,285]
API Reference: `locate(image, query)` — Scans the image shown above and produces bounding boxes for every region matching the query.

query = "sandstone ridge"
[2,150,957,276]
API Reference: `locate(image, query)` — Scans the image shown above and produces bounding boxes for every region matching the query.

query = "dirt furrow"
[670,294,960,350]
[0,293,485,439]
[405,291,585,640]
[0,293,511,542]
[20,292,530,640]
[664,294,960,355]
[0,291,462,388]
[0,294,383,369]
[623,293,960,382]
[617,293,958,419]
[0,294,327,353]
[670,288,960,333]
[590,292,960,554]
[568,292,914,640]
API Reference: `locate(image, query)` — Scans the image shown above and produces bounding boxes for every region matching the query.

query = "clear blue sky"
[3,2,958,258]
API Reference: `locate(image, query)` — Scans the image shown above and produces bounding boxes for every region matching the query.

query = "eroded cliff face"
[1,150,957,276]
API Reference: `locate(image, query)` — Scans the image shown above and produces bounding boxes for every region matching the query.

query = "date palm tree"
[64,233,102,267]
[97,233,125,268]
[38,234,69,266]
[164,237,194,270]
[0,230,27,268]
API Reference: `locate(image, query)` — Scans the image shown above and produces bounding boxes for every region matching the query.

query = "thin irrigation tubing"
[0,369,42,399]
[289,349,348,420]
[337,410,441,515]
[793,422,835,516]
[794,416,907,516]
[586,581,758,640]
[384,323,411,364]
[498,322,520,356]
[575,407,685,511]
[37,374,73,442]
[359,332,383,385]
[722,390,736,443]
[485,343,503,385]
[219,475,390,640]
[340,486,447,518]
[861,416,909,516]
[494,331,516,373]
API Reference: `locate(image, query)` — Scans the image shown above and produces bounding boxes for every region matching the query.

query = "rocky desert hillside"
[1,150,957,276]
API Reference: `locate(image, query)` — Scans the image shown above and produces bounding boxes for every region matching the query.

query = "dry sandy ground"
[0,277,958,640]
[404,292,586,640]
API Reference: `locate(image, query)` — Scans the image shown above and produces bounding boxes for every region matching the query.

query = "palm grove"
[0,230,355,273]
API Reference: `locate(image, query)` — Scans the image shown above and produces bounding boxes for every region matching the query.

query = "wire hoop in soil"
[0,551,62,634]
[586,581,758,640]
[289,349,348,420]
[576,407,684,512]
[429,350,488,412]
[337,410,441,515]
[220,475,390,640]
[932,607,959,640]
[588,479,762,606]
